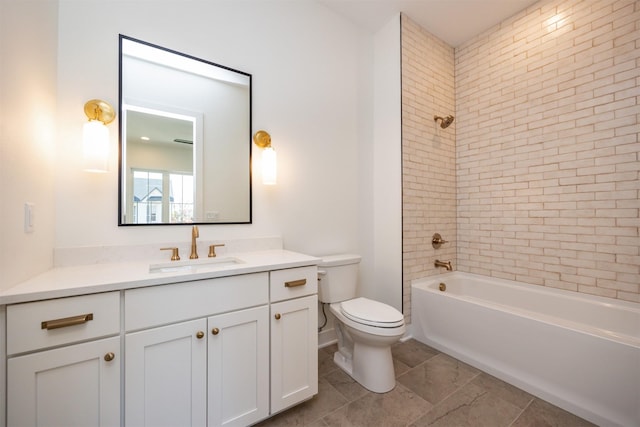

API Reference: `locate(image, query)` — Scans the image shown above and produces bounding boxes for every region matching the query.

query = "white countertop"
[0,250,320,305]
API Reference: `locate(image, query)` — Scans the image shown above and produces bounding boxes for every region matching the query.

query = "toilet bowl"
[329,298,405,393]
[318,255,406,393]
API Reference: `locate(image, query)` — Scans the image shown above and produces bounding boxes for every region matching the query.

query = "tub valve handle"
[432,233,448,248]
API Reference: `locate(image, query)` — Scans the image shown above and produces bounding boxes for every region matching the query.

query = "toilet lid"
[340,297,405,328]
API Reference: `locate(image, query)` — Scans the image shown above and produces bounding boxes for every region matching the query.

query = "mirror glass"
[119,35,252,225]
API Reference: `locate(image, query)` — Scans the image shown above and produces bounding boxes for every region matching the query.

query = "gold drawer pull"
[41,313,94,330]
[284,279,307,288]
[104,352,115,362]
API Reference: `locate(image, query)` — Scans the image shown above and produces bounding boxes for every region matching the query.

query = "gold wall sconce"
[83,99,115,173]
[253,130,277,185]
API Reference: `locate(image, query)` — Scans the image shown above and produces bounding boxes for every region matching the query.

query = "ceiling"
[127,110,193,148]
[317,0,540,47]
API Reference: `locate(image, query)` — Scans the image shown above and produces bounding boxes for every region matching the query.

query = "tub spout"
[435,259,452,271]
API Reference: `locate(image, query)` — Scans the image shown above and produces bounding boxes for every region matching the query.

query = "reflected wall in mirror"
[119,35,252,225]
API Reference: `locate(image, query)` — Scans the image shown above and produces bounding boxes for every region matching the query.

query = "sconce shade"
[83,120,109,172]
[82,100,114,173]
[262,146,277,185]
[253,129,277,185]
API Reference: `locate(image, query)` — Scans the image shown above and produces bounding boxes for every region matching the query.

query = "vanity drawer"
[270,266,317,302]
[125,272,269,331]
[6,292,120,355]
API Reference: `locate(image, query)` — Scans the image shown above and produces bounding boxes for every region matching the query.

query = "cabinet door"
[7,336,120,427]
[270,295,318,413]
[208,306,269,427]
[126,319,207,427]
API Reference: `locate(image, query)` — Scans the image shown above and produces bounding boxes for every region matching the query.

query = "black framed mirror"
[118,35,252,225]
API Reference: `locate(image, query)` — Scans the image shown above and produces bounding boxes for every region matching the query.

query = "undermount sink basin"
[149,256,244,274]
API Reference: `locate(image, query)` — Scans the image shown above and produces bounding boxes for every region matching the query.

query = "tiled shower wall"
[402,0,639,314]
[456,0,639,302]
[401,15,456,322]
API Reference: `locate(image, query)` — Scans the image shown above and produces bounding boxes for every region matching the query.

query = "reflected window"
[132,169,193,224]
[169,173,194,223]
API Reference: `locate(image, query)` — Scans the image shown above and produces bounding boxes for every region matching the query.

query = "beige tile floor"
[256,339,596,427]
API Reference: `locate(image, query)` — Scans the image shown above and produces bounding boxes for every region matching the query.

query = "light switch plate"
[24,203,34,233]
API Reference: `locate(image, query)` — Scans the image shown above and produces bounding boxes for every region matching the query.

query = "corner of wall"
[368,12,403,312]
[401,16,457,322]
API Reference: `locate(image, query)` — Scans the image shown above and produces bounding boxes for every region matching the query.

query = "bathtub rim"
[411,271,640,349]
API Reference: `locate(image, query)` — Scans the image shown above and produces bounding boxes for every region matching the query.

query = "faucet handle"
[208,244,225,258]
[160,247,180,261]
[432,233,449,248]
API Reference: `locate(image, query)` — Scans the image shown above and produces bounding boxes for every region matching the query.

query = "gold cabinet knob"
[196,331,205,339]
[211,327,220,335]
[104,352,115,362]
[274,313,281,320]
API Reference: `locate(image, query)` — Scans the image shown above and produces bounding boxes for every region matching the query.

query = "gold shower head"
[434,115,454,129]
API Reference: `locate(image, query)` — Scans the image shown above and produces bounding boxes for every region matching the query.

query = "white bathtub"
[411,272,640,427]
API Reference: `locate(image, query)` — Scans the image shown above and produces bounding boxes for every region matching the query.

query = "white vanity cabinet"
[269,267,318,414]
[5,292,121,427]
[124,273,270,427]
[1,249,320,427]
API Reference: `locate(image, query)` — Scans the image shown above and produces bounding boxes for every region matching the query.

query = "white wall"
[317,14,402,344]
[0,0,58,290]
[54,0,371,259]
[365,14,402,311]
[1,0,404,320]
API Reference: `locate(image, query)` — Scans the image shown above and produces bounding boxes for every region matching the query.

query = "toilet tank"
[317,254,361,303]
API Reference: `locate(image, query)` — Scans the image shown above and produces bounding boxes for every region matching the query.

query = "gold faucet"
[190,225,199,259]
[435,259,453,271]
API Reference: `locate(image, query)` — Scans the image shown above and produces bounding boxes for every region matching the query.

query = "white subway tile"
[405,1,639,306]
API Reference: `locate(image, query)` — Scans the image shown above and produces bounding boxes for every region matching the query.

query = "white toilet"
[318,254,406,393]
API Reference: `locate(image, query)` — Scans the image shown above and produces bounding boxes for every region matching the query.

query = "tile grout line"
[507,397,536,427]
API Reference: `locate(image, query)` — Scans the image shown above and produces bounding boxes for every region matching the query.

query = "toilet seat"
[340,297,404,328]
